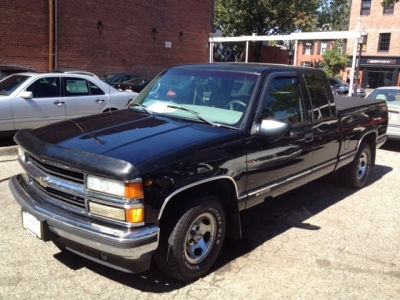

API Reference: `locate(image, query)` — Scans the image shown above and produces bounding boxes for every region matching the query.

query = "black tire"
[341,143,372,188]
[154,195,226,281]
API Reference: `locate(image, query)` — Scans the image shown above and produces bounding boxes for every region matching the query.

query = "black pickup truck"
[9,63,388,281]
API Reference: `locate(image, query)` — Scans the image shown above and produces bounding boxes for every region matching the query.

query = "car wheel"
[154,195,226,281]
[342,142,372,188]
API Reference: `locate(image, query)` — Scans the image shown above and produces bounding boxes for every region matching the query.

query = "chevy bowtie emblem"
[36,176,49,188]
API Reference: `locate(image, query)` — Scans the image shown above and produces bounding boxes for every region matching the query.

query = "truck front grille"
[28,155,84,184]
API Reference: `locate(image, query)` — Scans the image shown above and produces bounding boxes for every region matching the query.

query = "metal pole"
[294,40,298,65]
[245,41,249,63]
[209,41,214,63]
[349,17,360,96]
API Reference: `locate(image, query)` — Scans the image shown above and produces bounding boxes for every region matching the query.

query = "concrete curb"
[0,145,18,156]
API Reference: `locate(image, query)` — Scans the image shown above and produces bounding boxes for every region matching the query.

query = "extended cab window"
[304,73,333,120]
[26,77,60,98]
[64,77,90,96]
[262,77,305,124]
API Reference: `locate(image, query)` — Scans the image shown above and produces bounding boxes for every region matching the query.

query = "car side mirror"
[20,91,33,99]
[256,119,290,137]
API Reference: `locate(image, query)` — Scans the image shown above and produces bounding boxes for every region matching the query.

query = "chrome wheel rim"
[184,212,217,264]
[357,151,368,180]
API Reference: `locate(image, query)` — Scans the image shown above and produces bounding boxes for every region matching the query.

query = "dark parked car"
[10,64,388,281]
[328,77,366,97]
[115,77,151,93]
[0,65,35,80]
[100,73,140,88]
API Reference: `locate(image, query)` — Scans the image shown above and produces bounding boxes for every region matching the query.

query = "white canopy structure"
[209,29,365,96]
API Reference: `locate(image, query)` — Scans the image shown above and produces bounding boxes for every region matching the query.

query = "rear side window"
[26,77,60,98]
[88,81,104,95]
[64,77,89,96]
[261,77,305,124]
[304,73,333,120]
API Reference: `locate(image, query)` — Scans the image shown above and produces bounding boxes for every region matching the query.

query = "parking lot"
[0,139,399,299]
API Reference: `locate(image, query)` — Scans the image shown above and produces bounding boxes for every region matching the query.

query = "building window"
[383,2,395,14]
[378,33,391,52]
[360,0,371,15]
[301,61,312,67]
[302,41,314,55]
[318,41,330,55]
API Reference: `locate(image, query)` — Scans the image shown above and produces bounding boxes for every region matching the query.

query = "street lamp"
[354,30,368,95]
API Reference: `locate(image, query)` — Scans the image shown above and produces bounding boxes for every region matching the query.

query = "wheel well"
[360,132,377,166]
[158,179,242,239]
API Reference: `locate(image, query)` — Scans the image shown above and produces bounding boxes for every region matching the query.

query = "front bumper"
[9,175,159,273]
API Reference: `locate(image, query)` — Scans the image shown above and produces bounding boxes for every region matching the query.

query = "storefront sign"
[366,59,397,65]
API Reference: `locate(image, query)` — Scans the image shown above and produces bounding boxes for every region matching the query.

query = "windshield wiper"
[130,103,153,115]
[166,104,219,127]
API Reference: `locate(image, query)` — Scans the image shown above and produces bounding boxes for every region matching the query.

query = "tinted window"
[262,77,305,124]
[0,75,29,96]
[88,81,104,95]
[304,73,332,120]
[64,78,89,96]
[27,77,60,98]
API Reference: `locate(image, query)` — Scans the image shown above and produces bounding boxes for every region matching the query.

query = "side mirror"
[20,91,33,99]
[256,119,290,137]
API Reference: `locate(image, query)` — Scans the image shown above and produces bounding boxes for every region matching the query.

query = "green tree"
[214,0,320,60]
[319,41,349,77]
[316,0,350,31]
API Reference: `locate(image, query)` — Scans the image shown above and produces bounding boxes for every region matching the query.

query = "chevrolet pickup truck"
[9,63,388,281]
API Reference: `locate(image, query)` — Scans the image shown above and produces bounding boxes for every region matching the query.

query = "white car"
[0,72,137,135]
[367,86,400,140]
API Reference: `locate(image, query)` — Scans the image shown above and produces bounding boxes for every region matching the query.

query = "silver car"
[367,86,400,140]
[0,73,137,134]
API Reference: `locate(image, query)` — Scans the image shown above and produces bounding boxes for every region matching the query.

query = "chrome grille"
[28,155,84,184]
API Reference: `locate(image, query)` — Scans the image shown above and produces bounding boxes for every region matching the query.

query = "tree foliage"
[319,42,349,77]
[316,0,350,31]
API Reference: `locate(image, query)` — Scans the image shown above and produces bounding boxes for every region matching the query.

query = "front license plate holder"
[22,211,43,239]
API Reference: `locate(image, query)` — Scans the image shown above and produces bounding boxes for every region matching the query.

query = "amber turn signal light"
[125,207,144,223]
[124,181,144,199]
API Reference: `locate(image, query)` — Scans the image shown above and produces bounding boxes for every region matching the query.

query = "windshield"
[368,89,400,105]
[129,68,258,128]
[0,74,29,96]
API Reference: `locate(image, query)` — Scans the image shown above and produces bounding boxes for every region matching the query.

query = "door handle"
[53,101,65,106]
[305,132,314,142]
[95,99,105,103]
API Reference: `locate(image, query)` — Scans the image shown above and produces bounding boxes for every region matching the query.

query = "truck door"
[301,71,340,178]
[245,72,314,208]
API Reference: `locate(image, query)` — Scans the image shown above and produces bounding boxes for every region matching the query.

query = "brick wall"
[0,0,212,76]
[0,0,49,72]
[347,0,400,56]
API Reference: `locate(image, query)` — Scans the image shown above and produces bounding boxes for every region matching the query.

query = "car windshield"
[368,89,400,106]
[129,68,259,128]
[100,73,121,82]
[0,74,29,95]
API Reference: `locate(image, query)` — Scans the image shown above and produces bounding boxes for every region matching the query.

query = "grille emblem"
[36,176,49,188]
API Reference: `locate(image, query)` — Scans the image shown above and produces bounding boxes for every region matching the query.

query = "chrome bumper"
[9,175,159,261]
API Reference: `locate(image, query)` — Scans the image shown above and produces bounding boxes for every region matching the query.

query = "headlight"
[18,146,26,162]
[86,175,144,199]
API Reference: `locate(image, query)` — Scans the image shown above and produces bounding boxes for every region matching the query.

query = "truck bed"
[335,95,386,112]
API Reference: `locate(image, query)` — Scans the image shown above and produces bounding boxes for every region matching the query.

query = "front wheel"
[341,143,372,188]
[154,196,226,281]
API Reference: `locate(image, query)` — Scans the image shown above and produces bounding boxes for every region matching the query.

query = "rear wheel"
[342,143,372,188]
[154,195,226,281]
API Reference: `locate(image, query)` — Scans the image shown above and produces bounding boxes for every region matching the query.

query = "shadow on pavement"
[381,140,400,152]
[0,136,16,147]
[54,164,392,292]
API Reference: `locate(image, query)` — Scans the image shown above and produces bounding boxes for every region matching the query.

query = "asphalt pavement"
[0,140,399,299]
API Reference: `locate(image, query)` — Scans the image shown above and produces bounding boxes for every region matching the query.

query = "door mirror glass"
[20,91,33,99]
[256,119,290,137]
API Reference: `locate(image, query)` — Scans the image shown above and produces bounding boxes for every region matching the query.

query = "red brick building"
[296,40,336,68]
[0,0,213,77]
[347,0,400,88]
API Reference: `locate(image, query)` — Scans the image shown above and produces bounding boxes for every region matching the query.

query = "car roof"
[172,63,318,74]
[374,86,400,90]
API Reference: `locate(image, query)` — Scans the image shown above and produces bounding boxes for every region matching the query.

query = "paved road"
[0,141,399,299]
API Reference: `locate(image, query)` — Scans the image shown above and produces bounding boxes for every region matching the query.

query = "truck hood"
[28,110,240,168]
